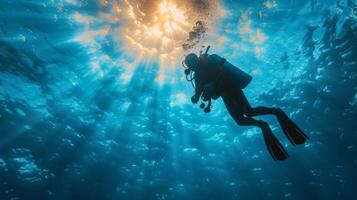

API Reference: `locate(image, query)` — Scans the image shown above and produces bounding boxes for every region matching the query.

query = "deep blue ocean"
[0,0,356,199]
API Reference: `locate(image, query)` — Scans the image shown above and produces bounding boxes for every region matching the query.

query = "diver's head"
[184,53,199,72]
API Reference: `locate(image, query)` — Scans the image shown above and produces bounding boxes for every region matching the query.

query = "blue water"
[0,0,356,200]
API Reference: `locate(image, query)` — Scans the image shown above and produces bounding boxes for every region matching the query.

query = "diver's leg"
[230,113,267,128]
[245,106,281,117]
[222,93,260,127]
[228,89,282,118]
[246,106,309,145]
[238,116,289,160]
[228,89,308,146]
[222,93,279,129]
[227,89,276,117]
[223,94,289,160]
[229,89,253,114]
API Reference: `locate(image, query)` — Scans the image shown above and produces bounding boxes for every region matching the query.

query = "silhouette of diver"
[183,46,309,160]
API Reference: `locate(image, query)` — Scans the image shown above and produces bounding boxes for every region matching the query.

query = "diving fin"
[277,109,309,145]
[262,126,289,161]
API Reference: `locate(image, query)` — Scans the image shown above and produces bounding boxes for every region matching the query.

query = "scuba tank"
[209,54,252,89]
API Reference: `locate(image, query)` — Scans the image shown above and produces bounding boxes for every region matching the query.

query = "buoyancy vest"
[210,54,252,90]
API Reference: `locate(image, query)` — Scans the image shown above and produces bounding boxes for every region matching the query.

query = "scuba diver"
[182,46,309,161]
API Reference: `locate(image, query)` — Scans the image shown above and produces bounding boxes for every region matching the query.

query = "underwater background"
[0,0,356,199]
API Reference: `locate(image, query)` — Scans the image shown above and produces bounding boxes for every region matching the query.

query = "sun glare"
[122,0,189,67]
[72,0,223,83]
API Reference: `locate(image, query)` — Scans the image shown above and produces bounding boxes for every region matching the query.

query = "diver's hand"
[191,95,199,104]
